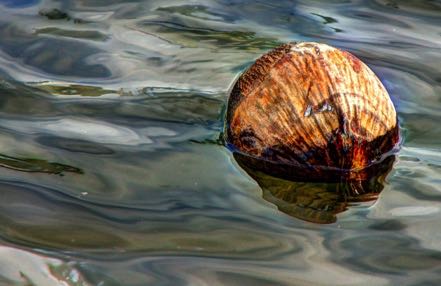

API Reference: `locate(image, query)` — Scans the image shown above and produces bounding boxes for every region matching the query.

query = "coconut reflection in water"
[235,153,396,224]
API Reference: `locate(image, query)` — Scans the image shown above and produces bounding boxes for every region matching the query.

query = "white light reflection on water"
[0,245,90,285]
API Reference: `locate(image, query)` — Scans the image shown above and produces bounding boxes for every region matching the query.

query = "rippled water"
[0,0,440,285]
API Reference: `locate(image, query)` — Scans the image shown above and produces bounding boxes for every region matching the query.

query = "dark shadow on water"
[0,153,82,175]
[235,154,396,224]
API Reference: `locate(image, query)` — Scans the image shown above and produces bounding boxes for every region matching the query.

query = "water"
[0,0,439,285]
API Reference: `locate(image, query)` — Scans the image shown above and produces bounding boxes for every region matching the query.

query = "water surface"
[0,0,440,285]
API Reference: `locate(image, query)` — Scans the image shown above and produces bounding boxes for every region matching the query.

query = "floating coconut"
[225,42,399,182]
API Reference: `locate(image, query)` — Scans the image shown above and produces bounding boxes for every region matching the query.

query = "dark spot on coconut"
[239,127,257,148]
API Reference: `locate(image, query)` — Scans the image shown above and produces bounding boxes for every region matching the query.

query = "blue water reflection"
[0,0,39,8]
